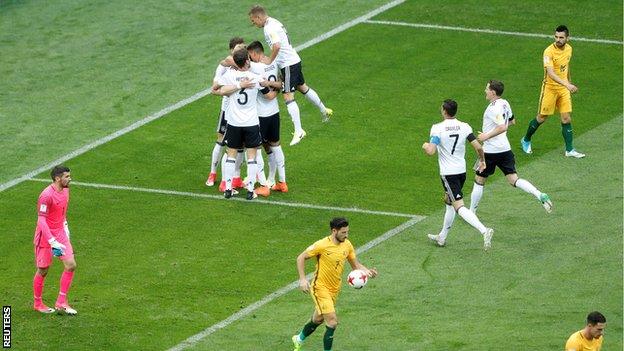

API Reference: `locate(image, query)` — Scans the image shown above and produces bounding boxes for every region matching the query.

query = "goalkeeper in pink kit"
[32,165,78,315]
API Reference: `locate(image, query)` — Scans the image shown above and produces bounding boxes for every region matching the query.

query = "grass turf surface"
[0,0,621,349]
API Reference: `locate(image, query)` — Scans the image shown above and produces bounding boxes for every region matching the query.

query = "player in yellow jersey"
[565,311,606,351]
[521,25,585,158]
[291,217,378,351]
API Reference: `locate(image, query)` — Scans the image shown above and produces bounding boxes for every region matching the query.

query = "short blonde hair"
[248,5,266,16]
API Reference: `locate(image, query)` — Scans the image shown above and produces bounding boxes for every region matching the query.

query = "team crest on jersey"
[39,204,47,213]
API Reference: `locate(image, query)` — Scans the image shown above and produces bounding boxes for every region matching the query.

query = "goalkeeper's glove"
[48,238,66,257]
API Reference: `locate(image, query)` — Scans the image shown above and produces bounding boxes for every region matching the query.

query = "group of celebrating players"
[204,5,333,200]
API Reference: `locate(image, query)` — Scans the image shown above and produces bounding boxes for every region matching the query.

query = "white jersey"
[263,17,301,68]
[217,68,267,127]
[250,61,279,117]
[429,118,475,175]
[482,98,513,153]
[213,63,230,113]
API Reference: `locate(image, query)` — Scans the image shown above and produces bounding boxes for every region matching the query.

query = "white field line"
[0,0,407,194]
[28,178,421,219]
[166,216,424,351]
[364,20,624,45]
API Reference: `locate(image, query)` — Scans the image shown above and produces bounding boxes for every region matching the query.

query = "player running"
[249,5,333,146]
[422,100,494,249]
[291,217,377,351]
[32,165,78,315]
[470,80,553,214]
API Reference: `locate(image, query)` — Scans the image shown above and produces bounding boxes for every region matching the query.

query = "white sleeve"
[217,70,233,86]
[264,24,279,46]
[213,64,228,82]
[504,103,513,121]
[429,124,441,144]
[492,105,507,125]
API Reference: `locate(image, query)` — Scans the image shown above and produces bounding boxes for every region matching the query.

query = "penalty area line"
[166,216,424,351]
[364,20,624,45]
[27,178,422,219]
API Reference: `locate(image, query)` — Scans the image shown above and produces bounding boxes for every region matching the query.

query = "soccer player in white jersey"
[206,37,246,189]
[212,49,277,199]
[248,41,289,193]
[469,80,553,214]
[422,100,494,250]
[249,5,333,146]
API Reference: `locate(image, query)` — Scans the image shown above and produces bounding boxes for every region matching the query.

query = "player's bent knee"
[326,319,338,328]
[37,267,49,276]
[63,260,77,271]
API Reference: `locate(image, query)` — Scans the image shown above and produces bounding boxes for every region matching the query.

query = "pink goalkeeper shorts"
[35,240,74,268]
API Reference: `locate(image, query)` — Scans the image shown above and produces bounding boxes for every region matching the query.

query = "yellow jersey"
[307,236,355,293]
[543,43,573,88]
[565,330,603,351]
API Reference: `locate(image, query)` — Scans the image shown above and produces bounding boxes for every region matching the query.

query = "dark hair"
[330,217,349,230]
[587,311,606,325]
[247,40,265,54]
[232,48,249,68]
[488,79,504,96]
[555,25,569,36]
[50,165,70,181]
[442,99,458,117]
[229,37,244,50]
[248,5,266,16]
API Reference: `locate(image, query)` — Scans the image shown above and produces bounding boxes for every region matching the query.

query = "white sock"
[303,87,327,114]
[286,100,303,133]
[255,151,268,186]
[469,183,484,213]
[210,142,223,173]
[220,153,228,181]
[515,178,541,199]
[267,151,276,184]
[234,150,244,178]
[246,160,257,192]
[270,145,286,182]
[223,157,236,190]
[457,206,487,234]
[438,205,455,242]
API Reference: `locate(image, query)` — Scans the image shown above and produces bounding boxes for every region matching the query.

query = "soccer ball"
[347,270,368,289]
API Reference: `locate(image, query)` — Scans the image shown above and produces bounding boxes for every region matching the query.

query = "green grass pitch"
[0,0,621,350]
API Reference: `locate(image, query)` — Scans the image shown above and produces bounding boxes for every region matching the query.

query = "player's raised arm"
[213,78,255,96]
[268,42,280,64]
[259,78,283,90]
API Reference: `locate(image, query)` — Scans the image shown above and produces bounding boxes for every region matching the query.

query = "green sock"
[561,123,574,151]
[300,320,321,340]
[323,326,336,351]
[524,118,542,141]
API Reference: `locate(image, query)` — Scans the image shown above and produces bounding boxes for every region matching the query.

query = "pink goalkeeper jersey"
[34,184,69,247]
